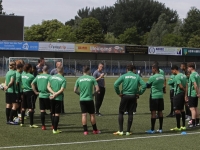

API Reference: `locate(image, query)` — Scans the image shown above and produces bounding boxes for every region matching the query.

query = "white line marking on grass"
[1,132,200,149]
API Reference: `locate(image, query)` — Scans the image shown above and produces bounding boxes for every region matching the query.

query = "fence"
[1,56,198,77]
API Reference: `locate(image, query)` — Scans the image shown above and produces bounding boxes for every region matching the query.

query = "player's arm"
[54,80,66,97]
[138,77,146,95]
[93,71,104,81]
[167,76,174,86]
[185,83,188,102]
[74,80,80,95]
[31,79,39,95]
[146,76,153,88]
[176,76,186,92]
[47,82,55,95]
[114,76,123,96]
[4,76,14,91]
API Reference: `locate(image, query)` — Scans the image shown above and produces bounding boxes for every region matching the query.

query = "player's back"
[150,73,164,99]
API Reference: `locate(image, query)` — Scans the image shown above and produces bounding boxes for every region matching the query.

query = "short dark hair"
[23,64,32,72]
[171,65,179,70]
[16,64,23,69]
[83,66,90,73]
[181,62,187,66]
[153,61,159,66]
[126,64,134,71]
[152,64,159,71]
[98,63,104,66]
[187,62,195,69]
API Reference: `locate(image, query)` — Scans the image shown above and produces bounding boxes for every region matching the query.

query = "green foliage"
[24,19,64,41]
[182,7,200,43]
[162,34,185,47]
[147,13,169,46]
[118,26,140,44]
[188,35,200,48]
[104,33,118,44]
[75,17,104,43]
[52,25,77,42]
[140,32,149,45]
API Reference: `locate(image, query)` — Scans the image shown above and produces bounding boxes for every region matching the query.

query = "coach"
[93,63,105,116]
[50,61,65,114]
[36,57,45,74]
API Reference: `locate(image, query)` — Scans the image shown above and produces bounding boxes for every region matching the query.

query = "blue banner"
[0,41,39,51]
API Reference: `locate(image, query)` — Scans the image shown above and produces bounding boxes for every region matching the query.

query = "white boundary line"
[1,132,200,149]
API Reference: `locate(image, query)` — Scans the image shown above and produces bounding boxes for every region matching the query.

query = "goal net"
[8,57,63,73]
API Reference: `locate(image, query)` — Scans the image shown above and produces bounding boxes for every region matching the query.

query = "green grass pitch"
[0,77,200,150]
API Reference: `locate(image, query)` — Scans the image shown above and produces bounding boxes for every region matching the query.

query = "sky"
[2,0,200,26]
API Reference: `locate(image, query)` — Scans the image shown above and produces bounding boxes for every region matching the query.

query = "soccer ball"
[0,83,5,90]
[13,117,20,123]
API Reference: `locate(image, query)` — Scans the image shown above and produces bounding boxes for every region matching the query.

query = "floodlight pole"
[0,0,3,15]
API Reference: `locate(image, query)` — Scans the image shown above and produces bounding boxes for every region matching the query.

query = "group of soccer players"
[3,58,200,135]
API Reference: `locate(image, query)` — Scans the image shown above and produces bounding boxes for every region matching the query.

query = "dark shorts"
[51,100,62,114]
[149,98,164,111]
[173,92,185,110]
[188,97,198,108]
[22,91,36,109]
[16,93,23,103]
[5,93,17,104]
[80,100,95,114]
[119,95,136,112]
[170,90,174,102]
[39,98,51,110]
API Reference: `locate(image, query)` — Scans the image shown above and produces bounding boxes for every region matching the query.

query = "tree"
[147,13,169,46]
[104,32,118,44]
[52,25,77,42]
[188,35,200,48]
[182,7,200,43]
[109,0,178,37]
[162,34,185,47]
[75,17,104,43]
[24,19,64,41]
[118,26,140,44]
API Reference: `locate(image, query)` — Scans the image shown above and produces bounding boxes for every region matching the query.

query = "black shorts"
[149,98,164,111]
[51,100,62,114]
[22,91,36,109]
[170,90,174,102]
[173,92,185,110]
[16,93,23,103]
[39,98,51,110]
[119,95,136,112]
[80,100,95,114]
[188,97,198,108]
[5,93,17,104]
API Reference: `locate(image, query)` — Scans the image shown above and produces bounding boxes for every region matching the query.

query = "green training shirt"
[75,75,98,101]
[5,69,16,93]
[22,72,35,92]
[167,74,175,90]
[159,69,165,78]
[48,74,66,101]
[114,71,146,95]
[16,71,22,94]
[147,73,164,99]
[174,73,187,95]
[32,74,51,98]
[188,71,200,97]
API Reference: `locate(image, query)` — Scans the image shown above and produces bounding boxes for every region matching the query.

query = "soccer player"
[186,62,200,127]
[50,61,65,114]
[21,64,38,128]
[93,63,105,116]
[36,57,45,74]
[74,66,101,135]
[146,64,164,134]
[113,65,146,136]
[32,66,51,130]
[47,67,66,134]
[166,72,175,117]
[170,65,187,131]
[180,62,191,121]
[15,63,24,118]
[4,61,17,124]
